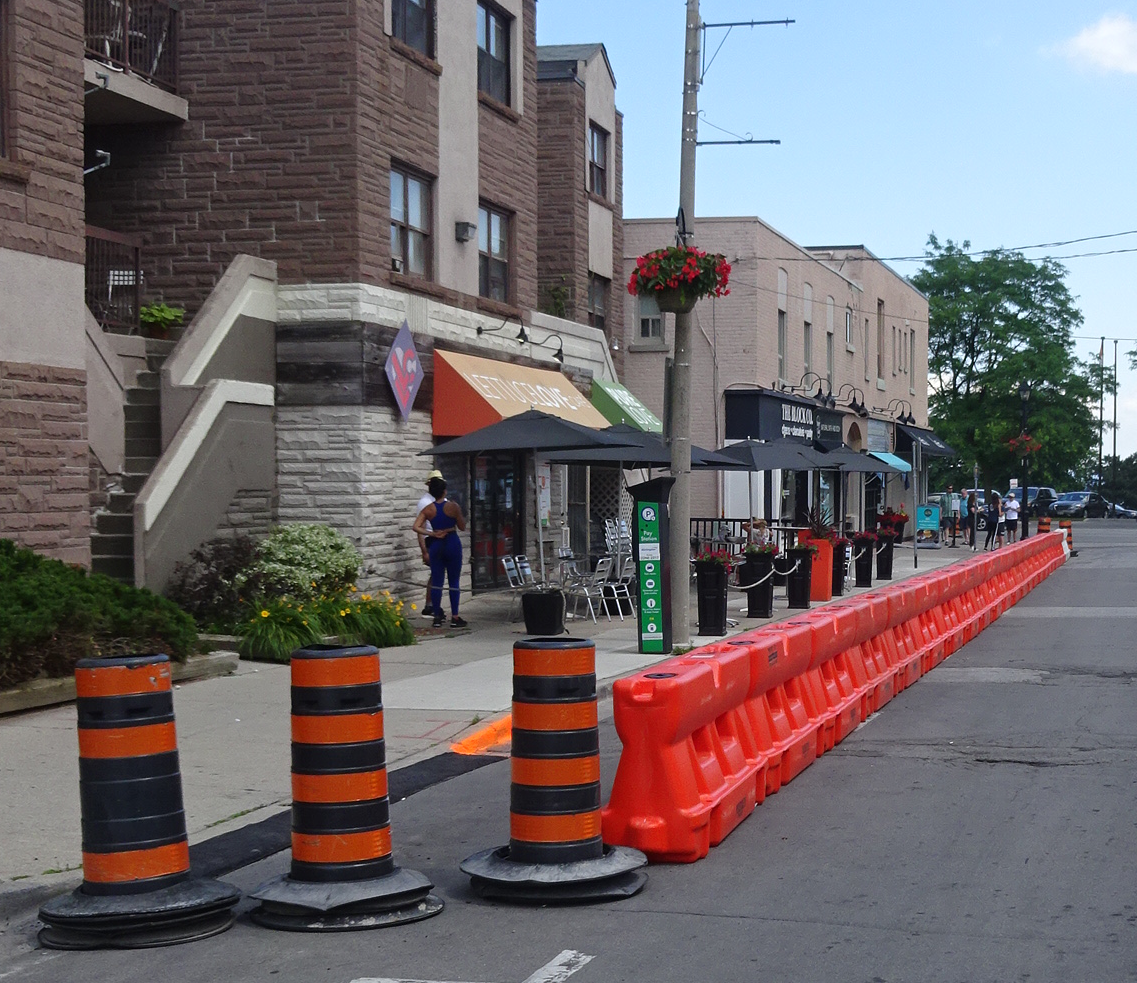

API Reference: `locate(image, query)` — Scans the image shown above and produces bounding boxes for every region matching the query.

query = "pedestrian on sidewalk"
[1004,493,1020,543]
[413,475,468,629]
[960,491,971,546]
[416,470,442,619]
[983,493,1003,551]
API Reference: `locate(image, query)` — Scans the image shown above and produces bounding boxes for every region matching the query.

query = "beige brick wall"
[0,361,91,564]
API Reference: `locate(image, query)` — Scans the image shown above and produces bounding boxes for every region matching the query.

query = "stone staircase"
[90,338,177,583]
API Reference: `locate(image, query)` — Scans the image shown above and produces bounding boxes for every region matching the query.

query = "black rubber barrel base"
[37,878,240,950]
[460,843,648,905]
[248,865,443,932]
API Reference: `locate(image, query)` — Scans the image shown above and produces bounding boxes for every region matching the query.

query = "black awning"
[896,423,955,458]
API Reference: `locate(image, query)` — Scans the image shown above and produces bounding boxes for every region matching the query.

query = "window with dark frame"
[392,0,433,58]
[587,274,609,332]
[0,0,8,159]
[478,204,509,302]
[476,2,511,105]
[588,123,608,198]
[876,299,885,381]
[390,167,432,279]
[777,310,787,385]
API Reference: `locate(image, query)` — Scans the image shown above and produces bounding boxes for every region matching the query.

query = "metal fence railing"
[86,225,143,335]
[85,0,178,91]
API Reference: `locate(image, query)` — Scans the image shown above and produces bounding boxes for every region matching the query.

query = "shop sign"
[816,410,843,450]
[916,503,942,549]
[384,321,424,421]
[867,418,891,452]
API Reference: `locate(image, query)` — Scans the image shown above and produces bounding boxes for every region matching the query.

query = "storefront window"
[470,452,524,590]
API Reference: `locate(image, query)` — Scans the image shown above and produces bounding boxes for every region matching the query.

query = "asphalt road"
[4,521,1135,982]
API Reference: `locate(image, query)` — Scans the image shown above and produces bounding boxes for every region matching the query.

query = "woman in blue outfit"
[412,476,468,629]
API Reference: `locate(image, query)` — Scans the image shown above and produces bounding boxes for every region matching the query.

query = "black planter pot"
[831,543,848,596]
[853,538,874,588]
[740,554,775,619]
[521,589,566,636]
[784,548,813,610]
[695,561,729,636]
[876,536,896,581]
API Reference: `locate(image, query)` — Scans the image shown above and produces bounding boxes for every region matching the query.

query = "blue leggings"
[428,534,462,616]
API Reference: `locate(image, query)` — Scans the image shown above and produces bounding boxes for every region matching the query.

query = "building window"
[588,123,608,198]
[826,330,834,390]
[478,204,509,301]
[845,307,853,348]
[909,328,917,391]
[390,167,432,278]
[392,0,433,57]
[588,274,609,332]
[864,319,870,382]
[876,300,885,382]
[803,321,812,379]
[892,325,898,374]
[477,2,511,105]
[638,294,661,340]
[0,0,8,158]
[777,310,787,386]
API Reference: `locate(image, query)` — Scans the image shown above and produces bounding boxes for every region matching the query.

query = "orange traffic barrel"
[1058,518,1077,555]
[249,644,442,931]
[38,655,239,949]
[461,638,647,902]
[1037,516,1051,533]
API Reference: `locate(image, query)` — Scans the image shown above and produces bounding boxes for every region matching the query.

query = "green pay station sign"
[636,503,665,654]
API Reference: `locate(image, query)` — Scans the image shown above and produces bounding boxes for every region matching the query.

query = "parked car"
[1104,500,1137,519]
[1050,491,1108,519]
[1021,486,1059,518]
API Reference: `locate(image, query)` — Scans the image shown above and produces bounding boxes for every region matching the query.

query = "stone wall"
[0,361,90,564]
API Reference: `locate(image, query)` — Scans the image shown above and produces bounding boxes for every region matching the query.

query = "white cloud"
[1058,13,1137,74]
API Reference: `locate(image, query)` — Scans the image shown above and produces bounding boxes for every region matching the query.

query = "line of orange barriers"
[600,531,1070,863]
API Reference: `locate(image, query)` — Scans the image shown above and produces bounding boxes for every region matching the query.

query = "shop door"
[865,473,883,531]
[471,453,524,591]
[567,465,589,557]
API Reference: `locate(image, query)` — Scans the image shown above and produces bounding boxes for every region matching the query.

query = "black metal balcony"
[85,0,178,91]
[86,226,143,334]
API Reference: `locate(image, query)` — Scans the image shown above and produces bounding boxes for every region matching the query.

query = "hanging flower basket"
[627,246,731,314]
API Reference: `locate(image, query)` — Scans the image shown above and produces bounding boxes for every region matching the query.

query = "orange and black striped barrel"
[1059,519,1073,549]
[289,644,393,883]
[1038,516,1051,533]
[74,655,190,896]
[510,638,601,864]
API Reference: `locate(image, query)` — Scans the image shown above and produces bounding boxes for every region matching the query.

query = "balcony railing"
[86,225,142,335]
[85,0,178,91]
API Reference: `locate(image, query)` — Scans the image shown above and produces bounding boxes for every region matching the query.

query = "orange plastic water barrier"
[601,532,1068,862]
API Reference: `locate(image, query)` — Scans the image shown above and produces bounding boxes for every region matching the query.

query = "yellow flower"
[350,585,358,592]
[340,609,347,617]
[361,594,371,601]
[261,610,270,618]
[302,620,308,626]
[311,581,317,587]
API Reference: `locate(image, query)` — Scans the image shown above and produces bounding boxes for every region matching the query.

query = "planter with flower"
[876,528,899,581]
[852,531,877,587]
[877,506,908,540]
[740,542,778,619]
[694,547,733,635]
[627,245,731,314]
[797,506,835,602]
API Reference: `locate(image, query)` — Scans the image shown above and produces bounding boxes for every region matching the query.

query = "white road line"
[352,949,594,983]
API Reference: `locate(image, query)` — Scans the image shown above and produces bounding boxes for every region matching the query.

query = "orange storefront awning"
[432,349,611,437]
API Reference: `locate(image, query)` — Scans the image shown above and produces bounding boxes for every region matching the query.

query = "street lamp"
[1019,381,1031,539]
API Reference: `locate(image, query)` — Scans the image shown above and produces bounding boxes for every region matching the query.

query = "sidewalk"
[0,540,972,900]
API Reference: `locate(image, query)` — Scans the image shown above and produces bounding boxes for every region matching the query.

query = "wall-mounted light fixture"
[836,384,869,417]
[873,398,916,426]
[455,221,478,243]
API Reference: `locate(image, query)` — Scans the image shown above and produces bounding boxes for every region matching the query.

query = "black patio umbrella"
[543,423,738,470]
[424,410,639,579]
[713,438,830,473]
[817,446,904,473]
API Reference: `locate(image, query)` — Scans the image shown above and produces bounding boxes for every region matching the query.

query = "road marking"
[353,949,594,983]
[1001,606,1137,618]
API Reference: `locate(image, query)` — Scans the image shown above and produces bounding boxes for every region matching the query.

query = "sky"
[536,1,1137,458]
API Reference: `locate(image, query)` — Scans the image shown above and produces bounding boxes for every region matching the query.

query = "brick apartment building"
[1,0,628,597]
[621,216,939,529]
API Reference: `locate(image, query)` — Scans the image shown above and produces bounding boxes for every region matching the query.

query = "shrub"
[0,540,198,688]
[165,535,264,630]
[245,524,361,601]
[237,590,415,662]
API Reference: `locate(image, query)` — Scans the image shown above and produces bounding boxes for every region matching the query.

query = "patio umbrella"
[424,410,639,580]
[816,446,904,473]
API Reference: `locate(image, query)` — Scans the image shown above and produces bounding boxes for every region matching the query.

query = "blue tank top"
[430,499,458,533]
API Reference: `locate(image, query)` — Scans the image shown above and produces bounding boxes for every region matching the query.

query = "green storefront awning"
[591,378,662,433]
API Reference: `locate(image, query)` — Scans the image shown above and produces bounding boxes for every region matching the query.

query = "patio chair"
[564,555,615,624]
[501,555,525,621]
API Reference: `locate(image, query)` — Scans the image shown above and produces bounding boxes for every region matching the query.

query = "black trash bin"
[521,588,566,636]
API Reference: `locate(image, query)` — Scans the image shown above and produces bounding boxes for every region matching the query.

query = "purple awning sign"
[384,321,424,421]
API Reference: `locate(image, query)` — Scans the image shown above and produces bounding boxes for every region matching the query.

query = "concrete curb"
[0,650,240,717]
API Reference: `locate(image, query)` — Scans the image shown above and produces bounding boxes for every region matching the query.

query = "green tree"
[911,235,1099,493]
